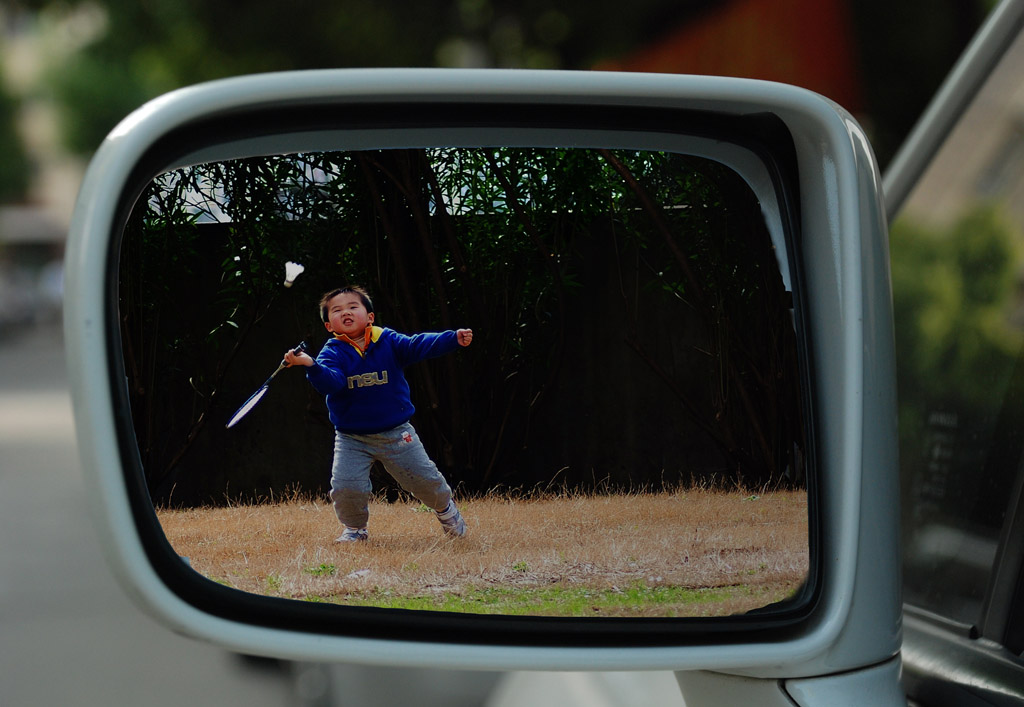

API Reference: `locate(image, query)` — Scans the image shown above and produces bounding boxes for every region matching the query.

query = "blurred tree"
[892,203,1024,535]
[28,0,714,154]
[893,203,1024,581]
[0,68,29,202]
[26,0,988,163]
[891,204,1022,430]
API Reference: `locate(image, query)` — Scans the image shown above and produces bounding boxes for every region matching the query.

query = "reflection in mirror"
[119,146,808,618]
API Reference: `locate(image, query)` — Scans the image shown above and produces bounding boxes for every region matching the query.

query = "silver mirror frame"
[65,68,897,677]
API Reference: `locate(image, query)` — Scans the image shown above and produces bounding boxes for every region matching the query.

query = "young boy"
[284,286,472,543]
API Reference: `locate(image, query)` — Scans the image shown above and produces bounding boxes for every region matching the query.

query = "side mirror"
[65,69,901,701]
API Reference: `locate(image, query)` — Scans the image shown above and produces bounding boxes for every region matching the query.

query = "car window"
[894,23,1024,641]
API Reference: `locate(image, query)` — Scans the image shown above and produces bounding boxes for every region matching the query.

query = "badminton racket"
[225,341,308,428]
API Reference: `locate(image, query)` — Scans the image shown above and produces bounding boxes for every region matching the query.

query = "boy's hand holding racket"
[284,348,314,367]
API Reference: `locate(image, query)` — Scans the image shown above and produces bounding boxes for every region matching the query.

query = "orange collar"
[335,325,382,354]
[335,326,372,352]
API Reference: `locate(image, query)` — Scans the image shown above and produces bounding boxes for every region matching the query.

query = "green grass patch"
[304,563,337,577]
[309,580,768,617]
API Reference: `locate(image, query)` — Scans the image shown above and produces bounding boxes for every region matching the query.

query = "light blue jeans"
[329,422,453,529]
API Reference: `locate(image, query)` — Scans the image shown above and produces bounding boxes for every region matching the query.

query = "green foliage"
[120,146,805,503]
[890,204,1022,424]
[39,0,705,154]
[31,0,991,170]
[47,53,154,156]
[892,202,1024,540]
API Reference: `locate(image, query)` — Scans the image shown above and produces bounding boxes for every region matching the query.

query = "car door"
[885,0,1024,702]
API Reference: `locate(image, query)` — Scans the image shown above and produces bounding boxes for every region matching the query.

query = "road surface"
[0,322,292,705]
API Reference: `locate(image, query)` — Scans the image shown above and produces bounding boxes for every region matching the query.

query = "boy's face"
[324,292,374,339]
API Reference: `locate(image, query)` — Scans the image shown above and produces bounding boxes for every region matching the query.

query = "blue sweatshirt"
[305,326,460,434]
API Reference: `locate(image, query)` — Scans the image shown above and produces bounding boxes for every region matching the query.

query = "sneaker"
[335,526,368,543]
[435,501,466,537]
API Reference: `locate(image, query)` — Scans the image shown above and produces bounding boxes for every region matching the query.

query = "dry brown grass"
[158,488,808,618]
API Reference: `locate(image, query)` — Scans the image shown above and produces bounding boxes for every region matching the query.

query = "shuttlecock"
[283,261,305,287]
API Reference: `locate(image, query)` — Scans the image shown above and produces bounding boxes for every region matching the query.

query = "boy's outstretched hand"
[457,328,473,347]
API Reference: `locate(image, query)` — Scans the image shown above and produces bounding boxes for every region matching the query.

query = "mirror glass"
[118,145,809,618]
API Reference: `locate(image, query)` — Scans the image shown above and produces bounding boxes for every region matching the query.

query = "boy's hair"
[319,286,374,322]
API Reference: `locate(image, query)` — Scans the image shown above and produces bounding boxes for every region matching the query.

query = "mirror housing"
[65,69,898,678]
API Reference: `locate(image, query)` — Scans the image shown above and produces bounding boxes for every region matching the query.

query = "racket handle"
[280,341,309,367]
